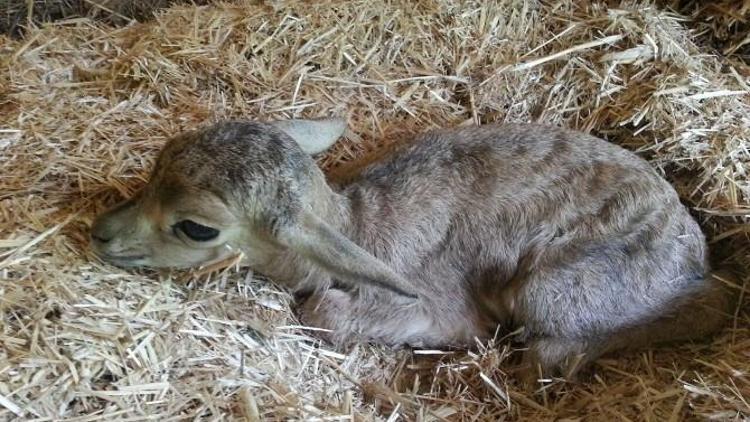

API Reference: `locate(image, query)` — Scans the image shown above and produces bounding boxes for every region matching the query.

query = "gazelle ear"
[275,208,418,298]
[271,118,347,155]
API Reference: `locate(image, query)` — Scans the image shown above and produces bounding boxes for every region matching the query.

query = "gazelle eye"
[174,220,219,242]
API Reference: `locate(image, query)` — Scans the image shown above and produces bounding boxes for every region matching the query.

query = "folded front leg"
[297,289,463,348]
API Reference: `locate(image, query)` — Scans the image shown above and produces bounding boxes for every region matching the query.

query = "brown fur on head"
[90,119,418,298]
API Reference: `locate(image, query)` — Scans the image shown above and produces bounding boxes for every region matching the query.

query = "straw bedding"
[1,0,748,420]
[1,0,212,37]
[660,0,750,64]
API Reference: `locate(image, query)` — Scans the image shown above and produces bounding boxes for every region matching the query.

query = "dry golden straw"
[0,0,748,420]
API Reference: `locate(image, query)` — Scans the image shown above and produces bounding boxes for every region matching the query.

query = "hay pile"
[1,0,748,419]
[1,0,212,37]
[661,0,750,64]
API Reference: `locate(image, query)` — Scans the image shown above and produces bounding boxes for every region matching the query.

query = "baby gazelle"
[91,119,733,387]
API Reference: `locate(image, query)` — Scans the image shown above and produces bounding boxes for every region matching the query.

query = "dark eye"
[174,220,219,242]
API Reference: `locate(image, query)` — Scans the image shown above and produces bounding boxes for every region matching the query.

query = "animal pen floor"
[0,0,749,420]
